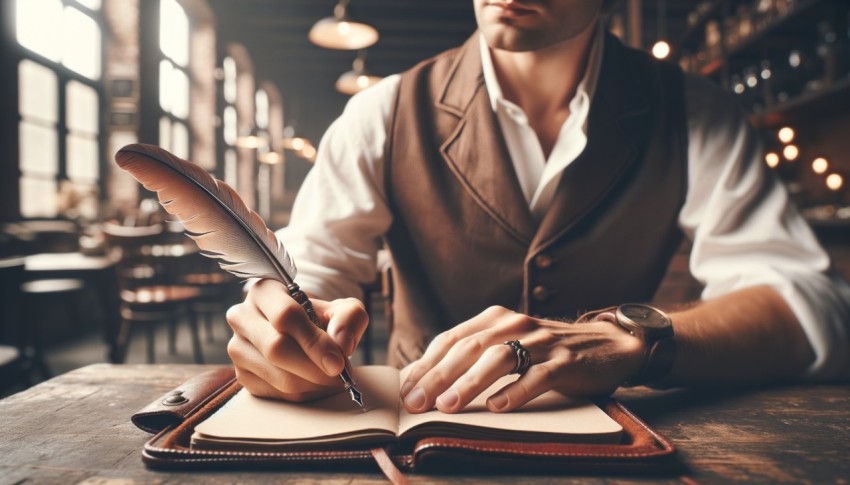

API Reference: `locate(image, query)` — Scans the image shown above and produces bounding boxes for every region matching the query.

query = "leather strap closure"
[131,367,237,434]
[370,447,410,485]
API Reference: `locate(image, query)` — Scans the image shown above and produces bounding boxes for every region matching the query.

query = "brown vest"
[384,33,688,367]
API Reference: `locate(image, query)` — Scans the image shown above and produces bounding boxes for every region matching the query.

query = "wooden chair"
[180,252,242,342]
[101,223,203,364]
[20,277,84,378]
[2,220,87,372]
[1,256,84,389]
[358,249,393,365]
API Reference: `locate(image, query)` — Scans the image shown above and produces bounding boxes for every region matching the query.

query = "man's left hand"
[399,305,646,414]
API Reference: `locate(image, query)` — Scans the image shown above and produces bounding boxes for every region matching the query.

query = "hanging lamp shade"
[336,51,382,95]
[309,0,379,50]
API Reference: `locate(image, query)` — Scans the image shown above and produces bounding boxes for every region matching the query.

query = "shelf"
[750,77,850,127]
[677,0,724,49]
[693,0,830,76]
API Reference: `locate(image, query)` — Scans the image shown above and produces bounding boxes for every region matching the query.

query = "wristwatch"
[610,303,677,387]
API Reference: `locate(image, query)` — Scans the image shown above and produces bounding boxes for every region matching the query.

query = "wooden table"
[1,364,848,483]
[22,252,121,357]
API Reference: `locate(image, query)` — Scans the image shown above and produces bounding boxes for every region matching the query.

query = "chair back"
[101,223,186,291]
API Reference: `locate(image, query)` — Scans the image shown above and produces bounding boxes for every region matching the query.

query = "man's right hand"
[226,279,369,402]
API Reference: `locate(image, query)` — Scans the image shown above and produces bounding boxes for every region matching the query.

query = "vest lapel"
[530,34,653,254]
[437,36,536,245]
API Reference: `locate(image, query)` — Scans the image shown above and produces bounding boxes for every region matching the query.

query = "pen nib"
[347,384,364,409]
[339,368,364,409]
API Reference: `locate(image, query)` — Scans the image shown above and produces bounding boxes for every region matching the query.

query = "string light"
[778,127,795,144]
[765,152,780,168]
[812,157,829,174]
[783,144,799,161]
[651,0,669,60]
[826,173,844,191]
[652,41,671,59]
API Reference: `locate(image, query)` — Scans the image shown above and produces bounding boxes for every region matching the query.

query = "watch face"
[619,303,670,329]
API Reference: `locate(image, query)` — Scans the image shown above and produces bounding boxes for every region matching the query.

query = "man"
[226,0,850,414]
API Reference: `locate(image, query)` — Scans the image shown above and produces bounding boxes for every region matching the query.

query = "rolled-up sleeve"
[680,74,850,380]
[276,76,400,301]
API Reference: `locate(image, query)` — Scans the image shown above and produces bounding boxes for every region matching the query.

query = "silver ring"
[504,340,532,375]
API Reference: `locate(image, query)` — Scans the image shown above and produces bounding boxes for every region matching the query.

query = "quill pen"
[114,143,363,408]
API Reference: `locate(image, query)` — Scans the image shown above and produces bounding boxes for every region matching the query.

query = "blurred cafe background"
[1,0,849,396]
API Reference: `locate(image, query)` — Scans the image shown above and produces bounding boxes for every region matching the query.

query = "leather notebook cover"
[132,367,677,474]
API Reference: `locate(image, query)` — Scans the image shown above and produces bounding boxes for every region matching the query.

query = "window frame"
[156,0,192,160]
[7,0,106,220]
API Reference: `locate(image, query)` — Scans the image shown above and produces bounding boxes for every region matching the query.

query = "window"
[222,56,238,188]
[15,0,102,218]
[158,0,190,159]
[255,88,271,219]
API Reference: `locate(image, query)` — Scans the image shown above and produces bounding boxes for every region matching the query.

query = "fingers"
[434,343,517,413]
[227,328,337,387]
[486,362,557,413]
[235,366,338,402]
[402,306,534,413]
[403,330,503,413]
[244,280,348,376]
[401,306,527,397]
[227,279,373,403]
[400,308,644,414]
[320,298,369,357]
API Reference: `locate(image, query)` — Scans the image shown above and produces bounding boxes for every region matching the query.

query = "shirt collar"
[478,22,605,115]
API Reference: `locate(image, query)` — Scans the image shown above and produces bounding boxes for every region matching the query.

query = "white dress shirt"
[279,28,850,380]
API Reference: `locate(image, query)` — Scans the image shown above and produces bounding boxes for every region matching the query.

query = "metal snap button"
[162,393,188,406]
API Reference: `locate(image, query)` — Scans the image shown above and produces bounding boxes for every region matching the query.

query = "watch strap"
[579,305,677,388]
[624,332,677,387]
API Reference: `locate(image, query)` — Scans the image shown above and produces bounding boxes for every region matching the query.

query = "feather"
[114,143,364,408]
[114,143,297,285]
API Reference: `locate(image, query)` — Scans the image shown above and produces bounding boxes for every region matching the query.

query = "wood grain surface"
[0,364,848,484]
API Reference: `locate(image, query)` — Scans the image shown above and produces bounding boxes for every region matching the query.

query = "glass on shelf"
[780,47,820,100]
[737,5,754,41]
[816,21,839,85]
[840,11,850,79]
[724,17,740,50]
[731,73,746,96]
[687,11,700,28]
[774,0,795,19]
[705,20,722,59]
[679,50,693,72]
[744,65,766,113]
[696,1,713,16]
[759,59,777,107]
[753,0,777,32]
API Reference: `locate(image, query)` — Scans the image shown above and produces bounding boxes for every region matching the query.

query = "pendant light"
[235,126,268,149]
[280,126,318,163]
[309,0,379,50]
[336,50,382,95]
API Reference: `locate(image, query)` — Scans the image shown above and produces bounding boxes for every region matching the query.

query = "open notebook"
[191,366,623,451]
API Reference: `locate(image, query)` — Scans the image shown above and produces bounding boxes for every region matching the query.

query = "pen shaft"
[287,283,365,408]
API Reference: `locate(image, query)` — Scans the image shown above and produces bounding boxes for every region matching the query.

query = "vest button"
[534,254,553,269]
[532,285,551,302]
